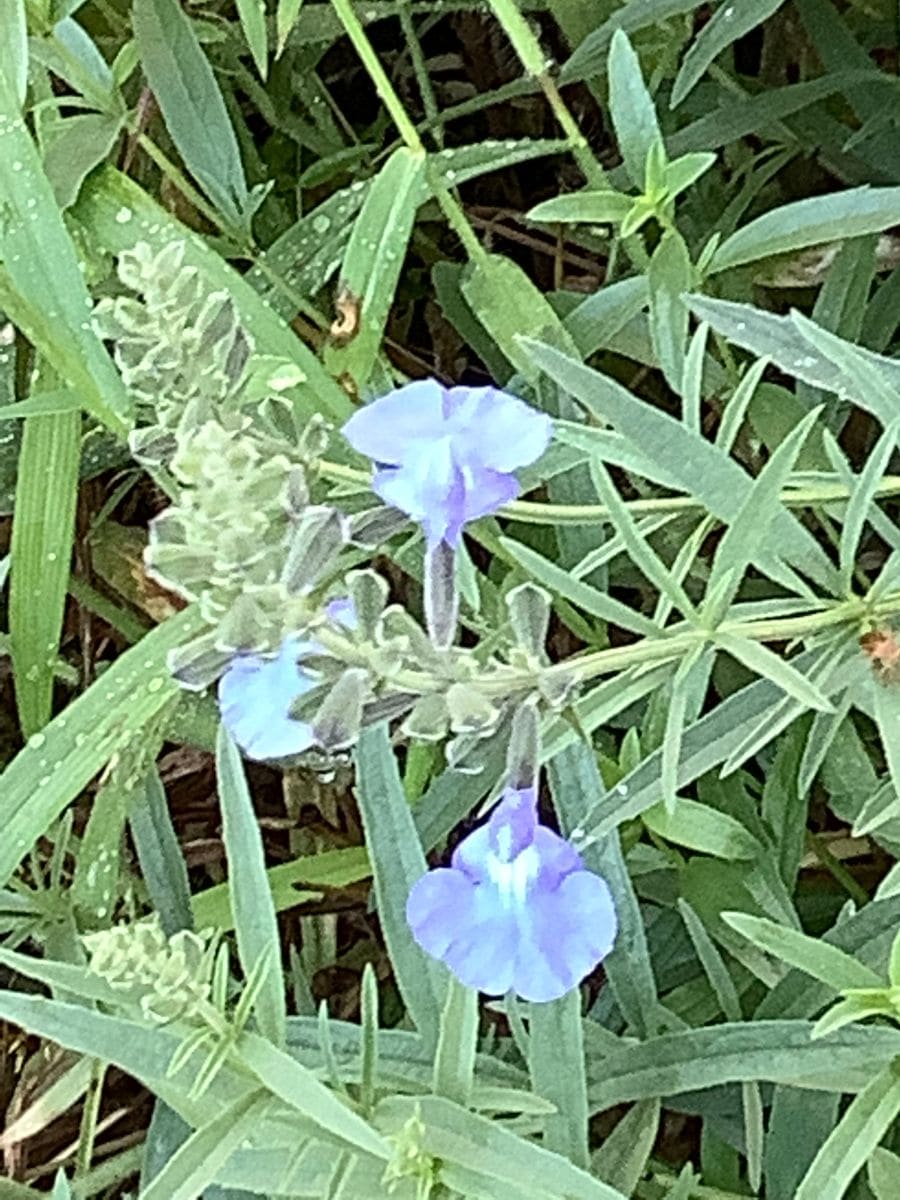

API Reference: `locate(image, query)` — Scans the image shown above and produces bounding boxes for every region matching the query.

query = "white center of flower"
[486,844,540,908]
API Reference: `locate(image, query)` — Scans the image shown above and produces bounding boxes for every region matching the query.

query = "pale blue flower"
[341,379,553,547]
[217,599,354,762]
[406,787,617,1003]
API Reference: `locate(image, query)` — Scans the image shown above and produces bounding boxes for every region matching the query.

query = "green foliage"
[7,1,900,1197]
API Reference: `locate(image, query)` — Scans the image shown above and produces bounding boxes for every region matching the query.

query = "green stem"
[330,0,486,262]
[537,70,607,189]
[310,590,899,701]
[75,1060,107,1178]
[396,1,442,146]
[806,831,870,907]
[330,0,424,152]
[314,457,900,526]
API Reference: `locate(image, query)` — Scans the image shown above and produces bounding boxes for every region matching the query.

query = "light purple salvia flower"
[217,598,355,762]
[342,379,553,547]
[406,786,617,1003]
[342,379,552,647]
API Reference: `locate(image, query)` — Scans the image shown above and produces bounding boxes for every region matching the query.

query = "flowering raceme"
[218,599,355,762]
[342,379,553,547]
[406,786,617,1003]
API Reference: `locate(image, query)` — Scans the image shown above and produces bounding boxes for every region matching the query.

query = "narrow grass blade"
[795,1062,900,1200]
[216,724,286,1048]
[529,989,589,1169]
[354,724,444,1049]
[9,406,80,735]
[0,606,203,889]
[0,76,130,434]
[325,147,426,387]
[433,976,478,1107]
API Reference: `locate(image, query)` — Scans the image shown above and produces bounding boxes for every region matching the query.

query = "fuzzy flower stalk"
[342,379,552,649]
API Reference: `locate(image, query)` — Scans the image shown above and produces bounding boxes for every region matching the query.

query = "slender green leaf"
[216,724,286,1048]
[839,422,899,591]
[715,633,835,712]
[139,1091,268,1200]
[236,0,268,78]
[499,535,662,637]
[796,1062,900,1200]
[129,766,194,936]
[711,188,900,273]
[486,0,546,76]
[765,1086,840,1200]
[43,111,125,210]
[592,1099,660,1195]
[528,190,634,225]
[871,680,900,829]
[190,846,369,931]
[325,147,426,386]
[707,406,822,606]
[869,1147,900,1200]
[521,338,838,590]
[354,724,444,1049]
[462,252,578,382]
[723,913,882,992]
[237,1032,388,1158]
[643,797,762,860]
[589,1021,900,1110]
[249,138,566,315]
[648,229,692,392]
[688,292,900,402]
[679,899,742,1019]
[0,606,203,889]
[549,743,663,1038]
[72,726,171,926]
[379,1095,627,1200]
[133,0,250,228]
[561,0,705,84]
[0,76,130,435]
[608,29,663,188]
[433,976,478,1107]
[672,0,788,106]
[529,989,589,1169]
[276,0,305,55]
[1,0,27,108]
[9,405,80,735]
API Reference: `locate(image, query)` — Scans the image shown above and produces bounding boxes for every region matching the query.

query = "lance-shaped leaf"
[133,0,251,230]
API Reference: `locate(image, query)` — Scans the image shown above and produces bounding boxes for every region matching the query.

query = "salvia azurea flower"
[406,786,617,1003]
[341,379,553,547]
[217,598,355,762]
